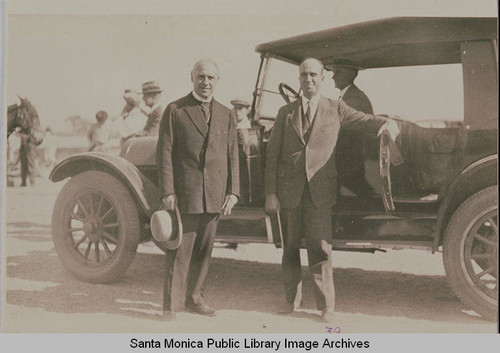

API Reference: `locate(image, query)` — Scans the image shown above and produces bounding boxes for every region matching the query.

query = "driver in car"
[332,60,376,198]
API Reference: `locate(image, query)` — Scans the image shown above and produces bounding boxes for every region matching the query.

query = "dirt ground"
[2,178,497,333]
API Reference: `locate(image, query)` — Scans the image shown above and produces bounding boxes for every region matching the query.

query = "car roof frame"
[255,17,498,69]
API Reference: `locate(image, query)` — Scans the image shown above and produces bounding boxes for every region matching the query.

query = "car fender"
[433,154,498,251]
[49,152,162,217]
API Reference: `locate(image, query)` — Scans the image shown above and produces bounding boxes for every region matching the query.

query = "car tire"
[443,186,498,321]
[52,171,141,283]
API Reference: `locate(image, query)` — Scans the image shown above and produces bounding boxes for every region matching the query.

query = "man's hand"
[377,119,400,141]
[265,193,280,214]
[221,194,238,215]
[161,194,177,211]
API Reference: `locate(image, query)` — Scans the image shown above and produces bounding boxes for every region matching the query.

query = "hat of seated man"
[150,204,183,250]
[328,59,365,70]
[142,80,163,95]
[230,99,251,108]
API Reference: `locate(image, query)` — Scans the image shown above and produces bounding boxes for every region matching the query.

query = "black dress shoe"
[277,302,295,314]
[186,303,216,317]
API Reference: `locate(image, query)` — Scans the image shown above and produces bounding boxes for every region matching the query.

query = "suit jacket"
[341,84,373,114]
[156,93,239,214]
[265,96,385,209]
[336,84,374,177]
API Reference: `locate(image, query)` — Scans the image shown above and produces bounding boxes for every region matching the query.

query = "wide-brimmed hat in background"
[142,80,163,95]
[150,204,183,250]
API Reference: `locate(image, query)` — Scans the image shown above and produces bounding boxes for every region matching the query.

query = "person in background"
[225,99,252,250]
[7,127,22,187]
[332,60,375,197]
[113,89,148,145]
[41,126,57,172]
[7,127,22,167]
[87,110,110,152]
[137,80,165,136]
[231,99,252,130]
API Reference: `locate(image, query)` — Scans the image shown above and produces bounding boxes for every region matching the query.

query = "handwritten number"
[326,326,341,333]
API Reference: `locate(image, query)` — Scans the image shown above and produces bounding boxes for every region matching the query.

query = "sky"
[3,0,498,130]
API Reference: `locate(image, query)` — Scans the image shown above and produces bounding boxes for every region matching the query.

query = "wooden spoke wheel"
[52,171,140,283]
[444,186,498,321]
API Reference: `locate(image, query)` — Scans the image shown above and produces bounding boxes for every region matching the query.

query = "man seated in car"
[332,60,376,198]
[231,98,265,208]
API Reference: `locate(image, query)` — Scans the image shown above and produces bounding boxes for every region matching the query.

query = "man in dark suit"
[332,62,375,196]
[156,58,239,319]
[265,58,398,322]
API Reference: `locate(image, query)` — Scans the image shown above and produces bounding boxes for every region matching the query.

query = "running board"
[331,239,434,251]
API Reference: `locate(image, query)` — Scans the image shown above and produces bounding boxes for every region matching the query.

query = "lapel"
[287,100,305,146]
[308,96,331,141]
[184,93,209,137]
[208,99,225,137]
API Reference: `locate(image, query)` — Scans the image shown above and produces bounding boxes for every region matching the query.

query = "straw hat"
[142,80,163,95]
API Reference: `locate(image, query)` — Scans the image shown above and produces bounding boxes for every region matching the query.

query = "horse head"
[7,97,41,136]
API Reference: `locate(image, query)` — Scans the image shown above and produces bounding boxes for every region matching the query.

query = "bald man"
[157,58,239,319]
[265,58,398,322]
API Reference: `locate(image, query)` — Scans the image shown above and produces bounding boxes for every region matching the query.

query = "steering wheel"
[278,83,300,104]
[379,130,395,212]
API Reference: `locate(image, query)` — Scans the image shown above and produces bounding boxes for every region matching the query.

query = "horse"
[7,97,45,186]
[7,97,43,141]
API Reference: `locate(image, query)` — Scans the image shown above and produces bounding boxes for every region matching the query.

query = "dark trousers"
[280,184,335,310]
[163,213,219,311]
[20,143,35,186]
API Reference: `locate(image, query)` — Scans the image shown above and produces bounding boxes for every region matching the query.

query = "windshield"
[255,57,463,128]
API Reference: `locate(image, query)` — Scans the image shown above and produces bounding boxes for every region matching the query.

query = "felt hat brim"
[150,204,183,250]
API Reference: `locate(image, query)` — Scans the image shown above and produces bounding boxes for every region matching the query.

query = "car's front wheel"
[443,186,498,321]
[52,171,141,283]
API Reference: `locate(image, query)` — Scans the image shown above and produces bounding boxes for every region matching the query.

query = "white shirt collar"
[301,94,321,107]
[339,84,352,99]
[192,90,213,103]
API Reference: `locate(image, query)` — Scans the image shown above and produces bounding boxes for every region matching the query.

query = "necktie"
[302,101,311,137]
[201,101,211,123]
